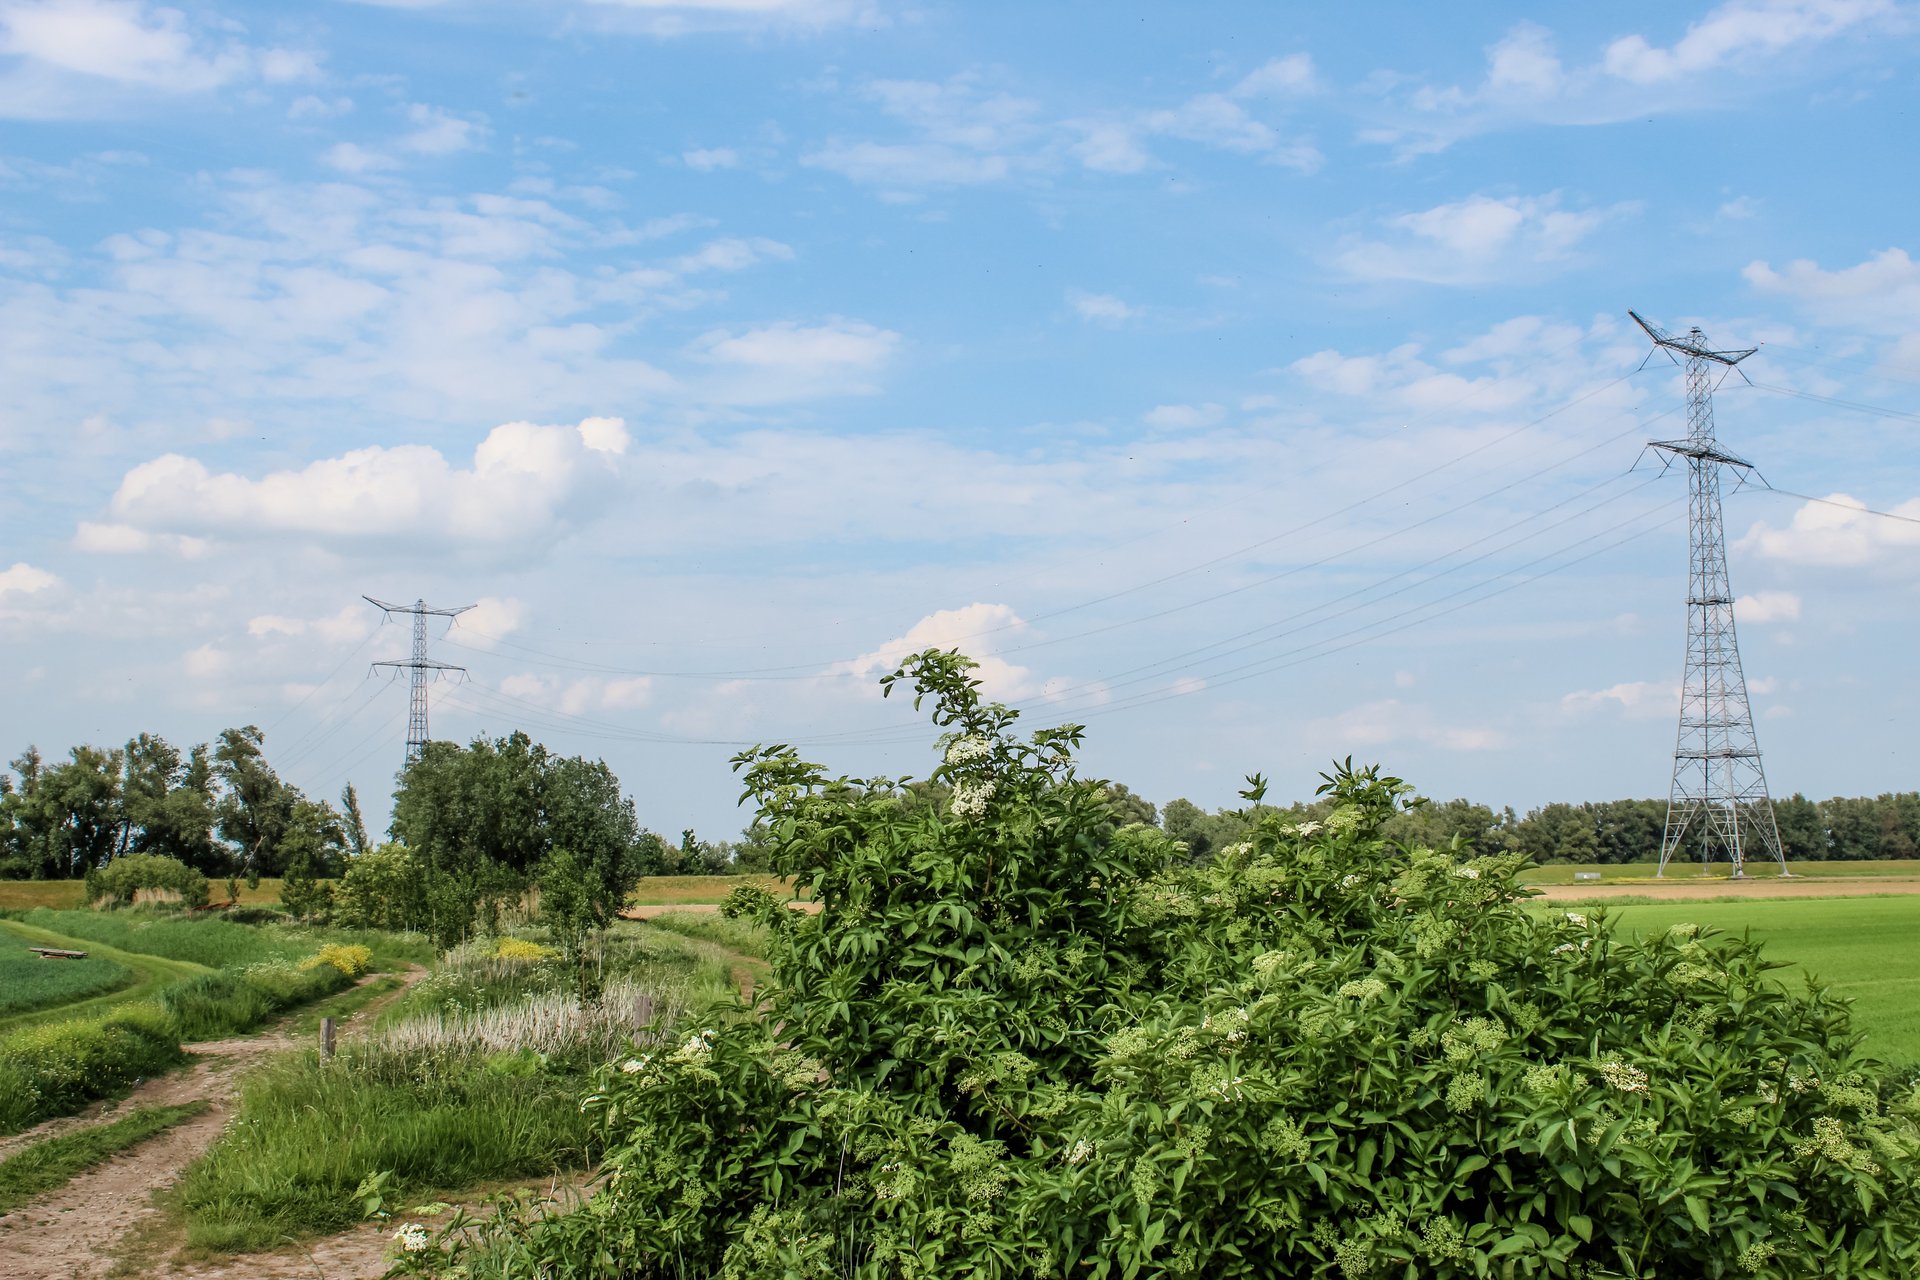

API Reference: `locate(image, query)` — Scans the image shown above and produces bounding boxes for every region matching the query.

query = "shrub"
[301,943,373,978]
[84,854,209,910]
[0,1003,182,1132]
[505,650,1920,1280]
[491,937,558,962]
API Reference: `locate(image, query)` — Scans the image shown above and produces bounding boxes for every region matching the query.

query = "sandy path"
[0,966,424,1280]
[1530,875,1920,901]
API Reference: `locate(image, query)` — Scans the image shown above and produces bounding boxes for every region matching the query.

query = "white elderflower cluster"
[1338,977,1388,1002]
[1451,865,1481,881]
[620,1055,650,1074]
[394,1223,431,1254]
[943,735,992,765]
[1563,912,1587,926]
[670,1028,716,1066]
[1063,1138,1096,1165]
[950,779,996,820]
[1597,1060,1650,1094]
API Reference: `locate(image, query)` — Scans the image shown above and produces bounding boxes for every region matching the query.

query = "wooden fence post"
[320,1017,337,1059]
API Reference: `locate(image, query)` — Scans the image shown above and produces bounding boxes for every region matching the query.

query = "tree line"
[1161,789,1920,864]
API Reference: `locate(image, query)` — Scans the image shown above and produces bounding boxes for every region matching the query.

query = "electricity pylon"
[365,596,474,767]
[1633,311,1789,878]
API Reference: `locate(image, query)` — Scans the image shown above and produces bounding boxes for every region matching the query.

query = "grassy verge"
[285,973,406,1039]
[10,908,431,973]
[0,1101,209,1215]
[176,1054,594,1252]
[0,1002,184,1134]
[1534,894,1920,1065]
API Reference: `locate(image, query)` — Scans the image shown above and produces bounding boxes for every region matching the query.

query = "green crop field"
[0,949,132,1018]
[1563,895,1920,1065]
[0,919,212,1032]
[0,878,288,910]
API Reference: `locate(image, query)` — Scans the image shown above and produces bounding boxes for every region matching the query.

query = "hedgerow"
[470,651,1920,1280]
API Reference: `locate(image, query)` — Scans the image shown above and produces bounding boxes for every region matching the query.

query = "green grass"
[636,910,771,961]
[175,1048,597,1252]
[627,874,801,905]
[0,1002,184,1134]
[8,908,433,974]
[1557,896,1920,1066]
[0,1101,209,1215]
[0,920,211,1033]
[1519,858,1920,884]
[284,973,406,1039]
[0,950,132,1018]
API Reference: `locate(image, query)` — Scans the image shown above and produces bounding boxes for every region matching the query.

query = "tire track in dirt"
[0,965,426,1280]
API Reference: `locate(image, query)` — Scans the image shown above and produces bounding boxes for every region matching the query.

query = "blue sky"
[3,0,1918,840]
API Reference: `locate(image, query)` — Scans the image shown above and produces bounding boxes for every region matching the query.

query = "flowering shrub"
[490,937,559,963]
[504,651,1920,1279]
[302,943,374,978]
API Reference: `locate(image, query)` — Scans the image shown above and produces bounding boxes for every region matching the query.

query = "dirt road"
[0,967,422,1280]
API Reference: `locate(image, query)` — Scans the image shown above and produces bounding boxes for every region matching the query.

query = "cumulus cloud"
[832,603,1038,700]
[1735,590,1802,623]
[1288,343,1534,412]
[451,596,530,648]
[1602,0,1895,84]
[1335,192,1634,285]
[1744,247,1920,331]
[0,0,319,118]
[682,146,738,171]
[0,561,58,596]
[72,521,209,557]
[1737,492,1920,566]
[580,0,883,36]
[105,416,632,552]
[400,102,487,156]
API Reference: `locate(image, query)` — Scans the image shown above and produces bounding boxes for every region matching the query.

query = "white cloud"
[1744,248,1920,330]
[1288,343,1534,412]
[322,142,398,173]
[1233,53,1319,98]
[182,642,229,680]
[1069,121,1151,174]
[1142,91,1321,171]
[1335,192,1633,285]
[401,103,487,156]
[72,521,210,557]
[1560,680,1680,718]
[801,140,1009,188]
[1066,289,1136,326]
[686,320,899,401]
[1303,698,1506,752]
[105,416,632,553]
[682,147,738,171]
[246,605,369,644]
[0,0,318,117]
[1143,403,1225,430]
[832,603,1039,701]
[0,561,58,596]
[1603,0,1895,84]
[1736,590,1802,623]
[500,672,654,714]
[451,596,530,649]
[580,0,883,36]
[1737,492,1920,566]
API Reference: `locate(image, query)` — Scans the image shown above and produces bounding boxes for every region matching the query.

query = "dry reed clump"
[353,980,678,1074]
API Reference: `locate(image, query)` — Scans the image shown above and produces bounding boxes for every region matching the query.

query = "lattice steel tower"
[1633,311,1788,878]
[365,596,474,766]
